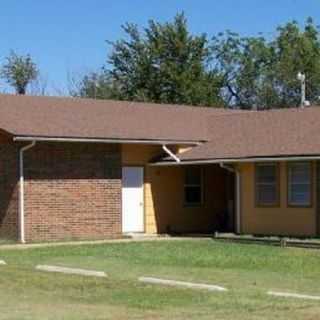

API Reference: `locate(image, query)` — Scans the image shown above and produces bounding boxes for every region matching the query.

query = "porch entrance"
[148,164,236,234]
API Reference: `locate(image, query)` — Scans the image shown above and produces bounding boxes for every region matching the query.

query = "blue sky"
[0,0,319,94]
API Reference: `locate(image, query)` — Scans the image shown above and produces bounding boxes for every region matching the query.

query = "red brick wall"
[23,142,122,242]
[0,140,19,240]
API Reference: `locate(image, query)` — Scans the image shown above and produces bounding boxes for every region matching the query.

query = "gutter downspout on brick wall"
[220,163,241,234]
[19,141,36,243]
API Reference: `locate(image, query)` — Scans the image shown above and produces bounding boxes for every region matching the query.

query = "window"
[184,167,203,206]
[255,163,279,206]
[288,162,312,207]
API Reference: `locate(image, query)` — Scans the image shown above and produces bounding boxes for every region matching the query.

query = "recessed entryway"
[122,167,144,233]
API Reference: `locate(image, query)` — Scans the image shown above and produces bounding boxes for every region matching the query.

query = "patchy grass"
[0,240,320,319]
[0,238,16,245]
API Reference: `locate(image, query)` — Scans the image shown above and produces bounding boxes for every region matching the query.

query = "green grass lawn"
[0,240,320,320]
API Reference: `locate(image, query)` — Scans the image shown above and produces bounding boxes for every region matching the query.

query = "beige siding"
[145,165,227,233]
[122,144,162,165]
[121,144,163,233]
[238,162,317,236]
[122,144,228,234]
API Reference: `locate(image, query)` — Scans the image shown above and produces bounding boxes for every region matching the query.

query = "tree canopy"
[1,51,39,95]
[74,13,224,106]
[74,14,320,109]
[212,18,320,109]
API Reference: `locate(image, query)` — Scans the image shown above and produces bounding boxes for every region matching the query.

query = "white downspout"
[220,163,241,234]
[162,145,180,163]
[19,141,36,243]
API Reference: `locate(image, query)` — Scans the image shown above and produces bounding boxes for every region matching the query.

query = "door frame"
[121,165,145,233]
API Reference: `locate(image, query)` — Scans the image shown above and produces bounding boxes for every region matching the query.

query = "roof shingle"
[2,94,319,162]
[177,107,320,161]
[0,94,231,143]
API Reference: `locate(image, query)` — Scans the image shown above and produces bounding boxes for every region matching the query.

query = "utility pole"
[92,73,99,99]
[297,72,306,108]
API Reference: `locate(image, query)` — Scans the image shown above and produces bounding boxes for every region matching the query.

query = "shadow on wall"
[0,144,19,240]
[20,142,123,242]
[24,142,121,180]
[148,164,234,234]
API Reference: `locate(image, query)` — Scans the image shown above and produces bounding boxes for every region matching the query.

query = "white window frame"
[288,162,312,207]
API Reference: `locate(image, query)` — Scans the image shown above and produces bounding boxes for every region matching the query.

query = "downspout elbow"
[162,145,180,163]
[220,162,235,173]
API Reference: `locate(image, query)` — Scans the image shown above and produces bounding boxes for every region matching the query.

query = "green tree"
[69,71,120,100]
[212,18,320,109]
[76,15,320,109]
[1,51,39,95]
[271,18,320,107]
[78,13,224,106]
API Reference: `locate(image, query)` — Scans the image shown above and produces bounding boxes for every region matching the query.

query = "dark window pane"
[290,191,309,205]
[256,164,277,205]
[184,167,203,205]
[257,184,277,204]
[185,186,201,204]
[185,168,201,185]
[288,163,311,206]
[257,165,277,183]
[290,163,310,184]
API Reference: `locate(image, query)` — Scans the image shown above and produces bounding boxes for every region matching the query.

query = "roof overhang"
[13,135,203,146]
[0,128,13,137]
[151,155,320,166]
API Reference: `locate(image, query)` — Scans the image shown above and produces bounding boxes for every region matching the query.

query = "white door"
[122,167,144,233]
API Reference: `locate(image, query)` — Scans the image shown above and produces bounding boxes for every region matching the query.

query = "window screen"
[288,162,311,206]
[255,163,279,206]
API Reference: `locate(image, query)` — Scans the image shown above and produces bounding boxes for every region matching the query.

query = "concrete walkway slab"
[139,277,227,292]
[268,291,320,301]
[36,265,107,278]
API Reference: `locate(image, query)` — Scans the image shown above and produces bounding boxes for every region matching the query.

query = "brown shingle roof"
[177,107,320,161]
[0,94,232,143]
[2,94,319,162]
